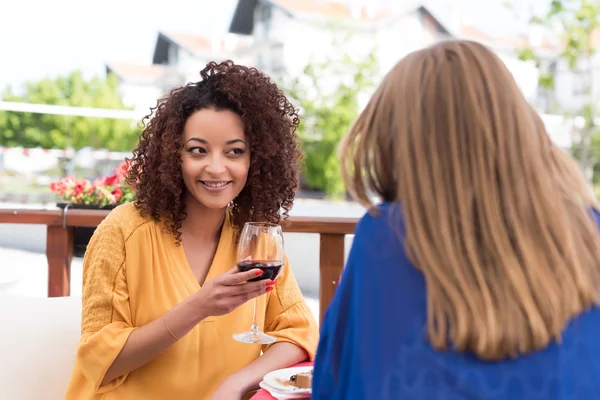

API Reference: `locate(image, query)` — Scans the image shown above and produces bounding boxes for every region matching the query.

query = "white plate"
[258,381,310,399]
[262,366,313,395]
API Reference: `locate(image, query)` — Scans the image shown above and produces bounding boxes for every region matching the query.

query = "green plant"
[0,70,139,151]
[283,31,378,197]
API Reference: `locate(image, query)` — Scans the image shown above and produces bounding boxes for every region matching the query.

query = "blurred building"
[226,0,577,147]
[105,31,253,112]
[104,0,586,149]
[229,1,551,103]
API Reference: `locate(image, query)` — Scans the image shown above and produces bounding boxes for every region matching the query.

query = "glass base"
[233,329,276,344]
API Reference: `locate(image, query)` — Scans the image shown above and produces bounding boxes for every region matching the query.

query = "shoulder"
[348,202,406,262]
[355,202,404,241]
[94,202,154,243]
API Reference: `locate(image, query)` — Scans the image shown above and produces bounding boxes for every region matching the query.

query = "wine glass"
[232,222,284,344]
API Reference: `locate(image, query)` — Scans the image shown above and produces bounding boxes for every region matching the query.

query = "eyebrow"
[185,137,246,145]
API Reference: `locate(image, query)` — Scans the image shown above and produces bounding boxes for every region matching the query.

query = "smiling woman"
[181,109,250,211]
[129,61,302,241]
[64,61,318,400]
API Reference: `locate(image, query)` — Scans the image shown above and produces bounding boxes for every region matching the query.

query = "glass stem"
[250,297,259,332]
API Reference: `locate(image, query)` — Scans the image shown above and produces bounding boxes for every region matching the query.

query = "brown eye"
[188,147,206,154]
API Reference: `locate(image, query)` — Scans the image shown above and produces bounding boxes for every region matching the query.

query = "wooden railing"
[0,207,358,323]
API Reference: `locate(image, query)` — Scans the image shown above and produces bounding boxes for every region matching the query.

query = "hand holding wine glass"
[233,222,285,344]
[194,267,275,318]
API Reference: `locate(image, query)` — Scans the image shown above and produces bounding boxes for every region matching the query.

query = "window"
[573,74,587,96]
[260,4,272,23]
[256,53,265,70]
[258,4,272,41]
[167,45,179,65]
[270,43,285,72]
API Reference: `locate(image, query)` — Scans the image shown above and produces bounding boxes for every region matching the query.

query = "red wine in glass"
[233,222,284,345]
[237,260,283,282]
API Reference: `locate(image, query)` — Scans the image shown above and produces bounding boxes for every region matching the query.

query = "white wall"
[375,15,428,75]
[541,113,575,149]
[118,82,163,113]
[494,49,540,103]
[553,54,600,113]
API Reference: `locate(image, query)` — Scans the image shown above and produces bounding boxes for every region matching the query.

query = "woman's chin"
[188,193,233,211]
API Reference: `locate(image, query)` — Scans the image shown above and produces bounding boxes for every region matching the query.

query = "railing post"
[319,233,345,324]
[46,225,73,297]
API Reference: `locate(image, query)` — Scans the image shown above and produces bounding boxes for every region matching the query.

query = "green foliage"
[0,71,139,151]
[518,47,537,62]
[283,33,379,197]
[517,1,600,87]
[513,0,600,181]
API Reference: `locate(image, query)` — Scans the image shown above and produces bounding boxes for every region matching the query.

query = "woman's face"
[181,108,250,210]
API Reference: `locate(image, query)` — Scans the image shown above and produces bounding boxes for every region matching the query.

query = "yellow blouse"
[65,203,319,399]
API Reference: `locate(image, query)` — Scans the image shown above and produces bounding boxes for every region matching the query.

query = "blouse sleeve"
[71,214,136,393]
[262,256,319,360]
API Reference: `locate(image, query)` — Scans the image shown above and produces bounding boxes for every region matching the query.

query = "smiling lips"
[200,180,232,192]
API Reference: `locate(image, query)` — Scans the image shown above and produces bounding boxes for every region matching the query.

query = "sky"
[0,0,550,90]
[0,0,237,89]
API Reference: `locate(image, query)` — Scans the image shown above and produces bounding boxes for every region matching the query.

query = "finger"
[232,285,273,304]
[220,267,264,285]
[229,279,274,296]
[223,257,251,275]
[224,266,239,274]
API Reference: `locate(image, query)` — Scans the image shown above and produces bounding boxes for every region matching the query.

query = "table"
[250,362,314,399]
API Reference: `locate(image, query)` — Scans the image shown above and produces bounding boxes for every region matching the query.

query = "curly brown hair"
[126,60,302,242]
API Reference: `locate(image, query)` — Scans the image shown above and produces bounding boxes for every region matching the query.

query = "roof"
[152,31,252,64]
[105,63,170,84]
[470,30,559,52]
[271,0,360,19]
[153,31,212,63]
[161,32,212,55]
[230,0,391,35]
[416,5,450,35]
[230,0,260,34]
[454,21,559,53]
[460,24,489,42]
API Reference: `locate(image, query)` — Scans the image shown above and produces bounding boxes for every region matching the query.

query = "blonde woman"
[312,40,600,399]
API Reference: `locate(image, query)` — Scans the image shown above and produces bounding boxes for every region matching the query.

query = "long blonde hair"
[340,40,600,360]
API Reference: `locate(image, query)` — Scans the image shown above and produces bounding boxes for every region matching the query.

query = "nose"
[205,154,227,176]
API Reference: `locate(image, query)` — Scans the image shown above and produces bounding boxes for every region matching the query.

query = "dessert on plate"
[289,369,312,389]
[264,365,313,397]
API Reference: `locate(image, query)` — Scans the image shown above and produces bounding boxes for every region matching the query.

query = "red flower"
[115,161,131,179]
[111,187,123,202]
[49,158,134,207]
[103,174,119,187]
[49,181,67,195]
[73,182,86,196]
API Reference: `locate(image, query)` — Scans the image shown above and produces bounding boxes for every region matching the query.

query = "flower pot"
[56,202,116,257]
[56,202,117,211]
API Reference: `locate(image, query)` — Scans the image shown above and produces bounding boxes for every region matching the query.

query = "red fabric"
[251,362,313,399]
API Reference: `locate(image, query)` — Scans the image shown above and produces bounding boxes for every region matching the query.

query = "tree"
[283,31,379,198]
[0,71,140,151]
[515,0,600,183]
